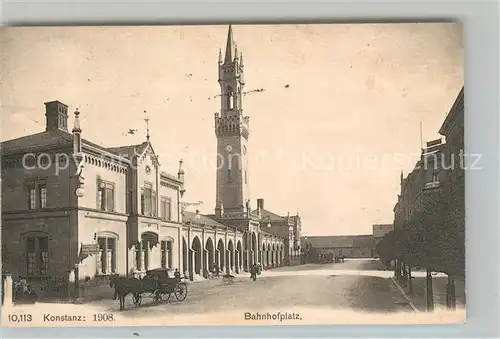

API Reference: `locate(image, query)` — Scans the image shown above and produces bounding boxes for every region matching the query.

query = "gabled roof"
[106,142,148,159]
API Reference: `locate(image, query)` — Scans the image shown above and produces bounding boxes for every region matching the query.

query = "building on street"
[438,86,465,276]
[392,86,465,277]
[301,235,375,260]
[1,102,185,283]
[251,199,302,267]
[393,137,446,231]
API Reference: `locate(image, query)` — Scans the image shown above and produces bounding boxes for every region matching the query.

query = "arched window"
[227,86,234,110]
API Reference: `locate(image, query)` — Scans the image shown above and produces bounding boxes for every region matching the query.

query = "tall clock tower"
[214,25,251,218]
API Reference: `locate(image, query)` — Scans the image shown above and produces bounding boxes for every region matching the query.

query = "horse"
[110,276,143,311]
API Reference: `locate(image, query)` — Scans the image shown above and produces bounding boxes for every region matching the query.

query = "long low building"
[301,235,375,259]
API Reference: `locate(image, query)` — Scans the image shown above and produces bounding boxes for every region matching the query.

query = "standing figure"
[250,263,258,281]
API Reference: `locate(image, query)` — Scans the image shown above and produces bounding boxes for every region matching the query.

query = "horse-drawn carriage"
[110,268,188,310]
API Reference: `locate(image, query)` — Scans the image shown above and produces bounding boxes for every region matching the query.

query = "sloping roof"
[1,129,131,159]
[251,208,287,222]
[302,235,374,249]
[106,142,148,158]
[302,236,354,248]
[182,211,229,229]
[1,130,180,180]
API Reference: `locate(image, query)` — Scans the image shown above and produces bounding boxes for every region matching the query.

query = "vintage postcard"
[0,23,465,328]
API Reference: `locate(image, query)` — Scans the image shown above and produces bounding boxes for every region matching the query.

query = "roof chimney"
[45,101,69,132]
[257,198,264,210]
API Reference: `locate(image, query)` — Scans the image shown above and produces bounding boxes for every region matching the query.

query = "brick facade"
[1,102,185,282]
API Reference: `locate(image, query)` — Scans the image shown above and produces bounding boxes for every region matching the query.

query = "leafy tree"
[375,230,399,265]
[405,179,465,276]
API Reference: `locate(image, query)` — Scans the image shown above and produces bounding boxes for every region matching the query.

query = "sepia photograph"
[1,23,465,326]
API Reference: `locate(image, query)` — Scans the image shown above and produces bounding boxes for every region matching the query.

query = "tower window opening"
[228,168,232,182]
[227,86,234,110]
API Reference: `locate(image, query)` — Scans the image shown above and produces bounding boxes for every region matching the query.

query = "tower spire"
[144,111,150,141]
[224,25,234,63]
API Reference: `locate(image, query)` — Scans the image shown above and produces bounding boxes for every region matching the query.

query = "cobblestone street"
[88,259,415,317]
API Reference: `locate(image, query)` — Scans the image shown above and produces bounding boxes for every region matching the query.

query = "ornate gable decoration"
[134,142,160,168]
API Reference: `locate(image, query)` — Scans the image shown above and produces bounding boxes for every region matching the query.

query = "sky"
[0,24,463,236]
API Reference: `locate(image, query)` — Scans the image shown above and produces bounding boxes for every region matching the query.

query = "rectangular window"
[161,197,172,221]
[143,183,152,215]
[152,191,157,217]
[142,240,148,271]
[167,241,173,268]
[28,187,36,210]
[160,241,167,268]
[27,180,47,210]
[26,237,36,276]
[228,169,232,182]
[96,251,103,274]
[97,180,115,212]
[38,237,49,276]
[106,187,114,211]
[161,198,166,220]
[26,236,49,276]
[98,237,106,274]
[98,188,105,210]
[39,185,47,208]
[97,237,116,274]
[140,189,145,215]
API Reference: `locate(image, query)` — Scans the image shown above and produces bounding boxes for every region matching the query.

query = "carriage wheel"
[174,283,188,301]
[161,292,171,302]
[153,290,161,303]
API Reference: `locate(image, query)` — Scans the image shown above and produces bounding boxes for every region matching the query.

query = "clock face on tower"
[225,145,233,152]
